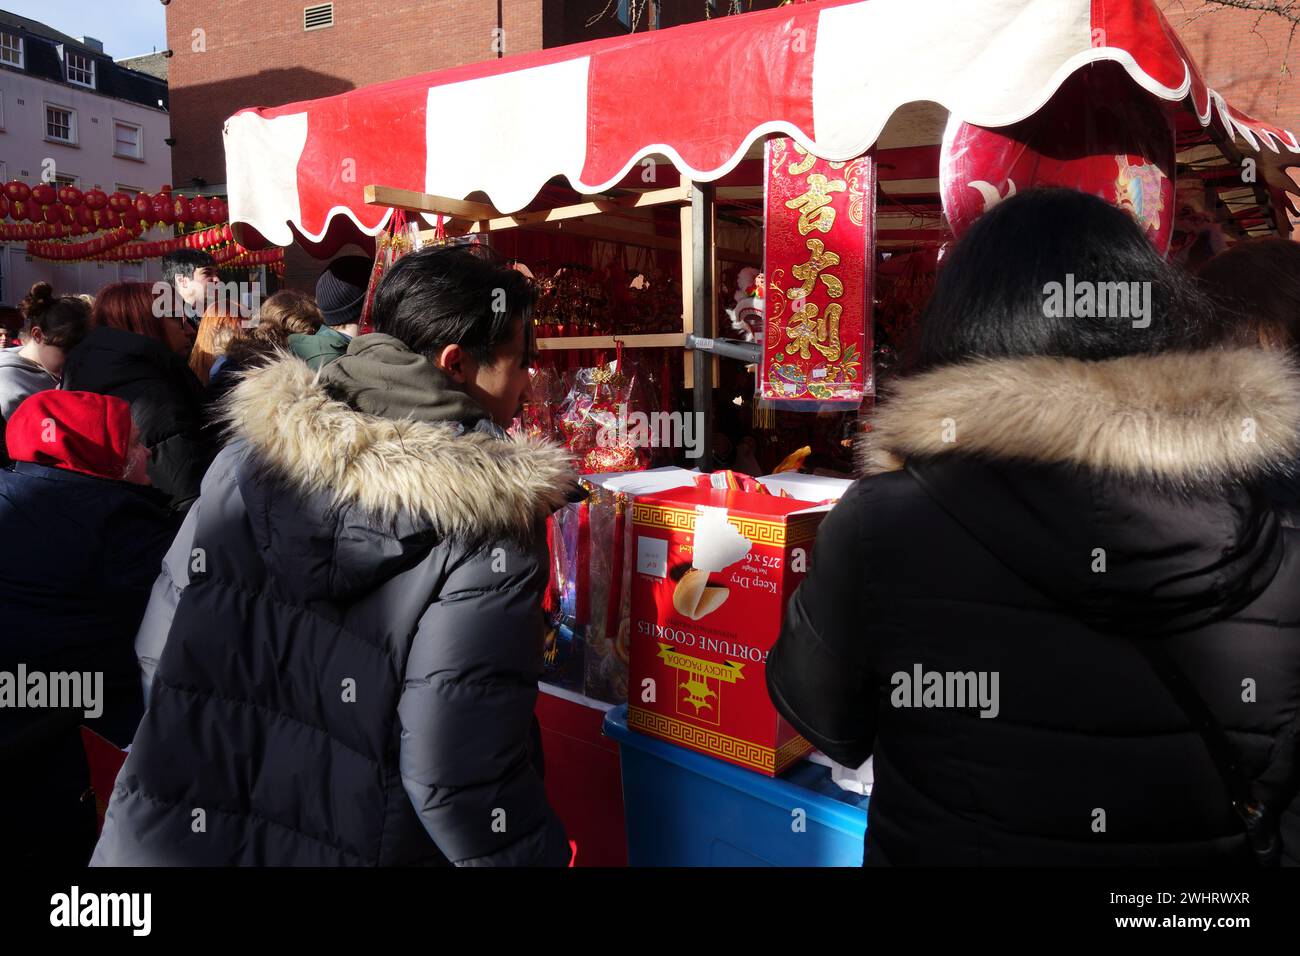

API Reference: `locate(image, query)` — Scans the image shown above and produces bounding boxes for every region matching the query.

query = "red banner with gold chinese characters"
[760,138,874,405]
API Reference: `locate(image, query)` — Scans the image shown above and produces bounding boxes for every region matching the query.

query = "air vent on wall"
[304,3,334,31]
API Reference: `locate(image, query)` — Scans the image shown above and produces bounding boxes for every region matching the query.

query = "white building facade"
[0,12,171,307]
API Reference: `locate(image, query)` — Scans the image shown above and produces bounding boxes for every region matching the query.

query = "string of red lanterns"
[0,179,284,274]
[0,181,229,232]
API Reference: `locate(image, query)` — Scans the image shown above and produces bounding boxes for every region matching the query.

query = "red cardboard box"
[628,484,829,775]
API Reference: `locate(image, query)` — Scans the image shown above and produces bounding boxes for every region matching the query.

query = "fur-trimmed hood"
[857,348,1300,634]
[220,353,577,541]
[859,348,1300,488]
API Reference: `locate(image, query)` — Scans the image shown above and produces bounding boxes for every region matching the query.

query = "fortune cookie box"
[628,484,835,776]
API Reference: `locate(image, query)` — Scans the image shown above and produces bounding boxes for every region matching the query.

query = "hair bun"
[19,282,56,320]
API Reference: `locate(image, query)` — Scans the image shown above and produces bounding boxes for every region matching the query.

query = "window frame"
[0,32,23,69]
[113,119,144,160]
[44,103,77,146]
[65,50,95,89]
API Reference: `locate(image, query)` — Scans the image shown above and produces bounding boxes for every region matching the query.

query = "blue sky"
[2,0,167,59]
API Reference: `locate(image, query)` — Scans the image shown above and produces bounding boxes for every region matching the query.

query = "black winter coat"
[91,352,577,866]
[768,349,1300,866]
[0,461,176,864]
[62,327,215,511]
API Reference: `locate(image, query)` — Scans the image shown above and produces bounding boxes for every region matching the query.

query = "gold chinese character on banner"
[785,301,843,362]
[786,238,844,301]
[785,173,847,235]
[788,142,847,175]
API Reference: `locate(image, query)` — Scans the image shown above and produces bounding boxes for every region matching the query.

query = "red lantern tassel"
[603,493,627,645]
[574,497,591,626]
[542,514,560,617]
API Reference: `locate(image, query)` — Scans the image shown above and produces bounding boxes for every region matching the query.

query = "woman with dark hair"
[94,244,575,866]
[767,188,1300,866]
[0,283,91,418]
[62,285,214,511]
[0,283,92,464]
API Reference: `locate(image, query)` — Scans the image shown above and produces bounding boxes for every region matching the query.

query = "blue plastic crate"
[603,705,868,867]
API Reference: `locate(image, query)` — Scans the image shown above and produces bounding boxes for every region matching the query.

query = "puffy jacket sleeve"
[766,480,878,768]
[135,500,200,705]
[398,535,569,867]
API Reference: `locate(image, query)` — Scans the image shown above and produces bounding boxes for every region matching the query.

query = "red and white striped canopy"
[225,0,1300,247]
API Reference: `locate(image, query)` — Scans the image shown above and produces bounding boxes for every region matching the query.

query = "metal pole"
[692,182,715,471]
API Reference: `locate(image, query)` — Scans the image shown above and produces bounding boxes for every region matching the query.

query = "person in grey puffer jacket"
[92,246,578,866]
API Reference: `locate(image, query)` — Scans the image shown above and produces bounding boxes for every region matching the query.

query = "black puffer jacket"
[0,461,175,865]
[61,327,214,511]
[768,348,1300,866]
[91,341,577,866]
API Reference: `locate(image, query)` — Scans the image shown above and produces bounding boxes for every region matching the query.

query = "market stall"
[222,0,1300,866]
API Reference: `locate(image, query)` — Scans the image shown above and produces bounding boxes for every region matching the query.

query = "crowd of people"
[1,188,1299,867]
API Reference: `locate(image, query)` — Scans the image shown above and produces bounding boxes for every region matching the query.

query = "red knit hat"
[6,390,135,481]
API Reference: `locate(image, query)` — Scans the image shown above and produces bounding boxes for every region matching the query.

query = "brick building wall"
[1156,1,1300,234]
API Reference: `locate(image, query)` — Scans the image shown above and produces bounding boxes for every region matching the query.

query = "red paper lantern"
[4,181,31,203]
[74,205,95,228]
[108,191,131,212]
[133,194,151,219]
[122,210,140,231]
[191,198,211,224]
[0,196,8,220]
[83,188,108,210]
[209,198,228,222]
[57,185,82,207]
[151,194,174,225]
[31,183,56,207]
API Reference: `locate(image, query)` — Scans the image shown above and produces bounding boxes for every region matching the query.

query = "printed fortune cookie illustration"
[671,508,753,621]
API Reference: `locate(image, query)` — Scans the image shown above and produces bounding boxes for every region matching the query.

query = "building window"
[0,32,22,68]
[115,183,142,199]
[304,3,334,31]
[114,121,143,159]
[45,105,76,144]
[65,51,95,89]
[54,172,79,188]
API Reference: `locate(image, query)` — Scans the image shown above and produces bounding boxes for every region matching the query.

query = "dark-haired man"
[160,249,219,329]
[94,244,575,867]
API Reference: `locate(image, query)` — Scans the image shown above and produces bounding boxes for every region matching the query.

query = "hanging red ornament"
[74,205,95,227]
[56,185,82,207]
[31,183,56,207]
[133,194,151,219]
[83,188,108,210]
[191,198,211,224]
[4,181,31,203]
[0,196,8,220]
[209,198,228,221]
[150,194,173,224]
